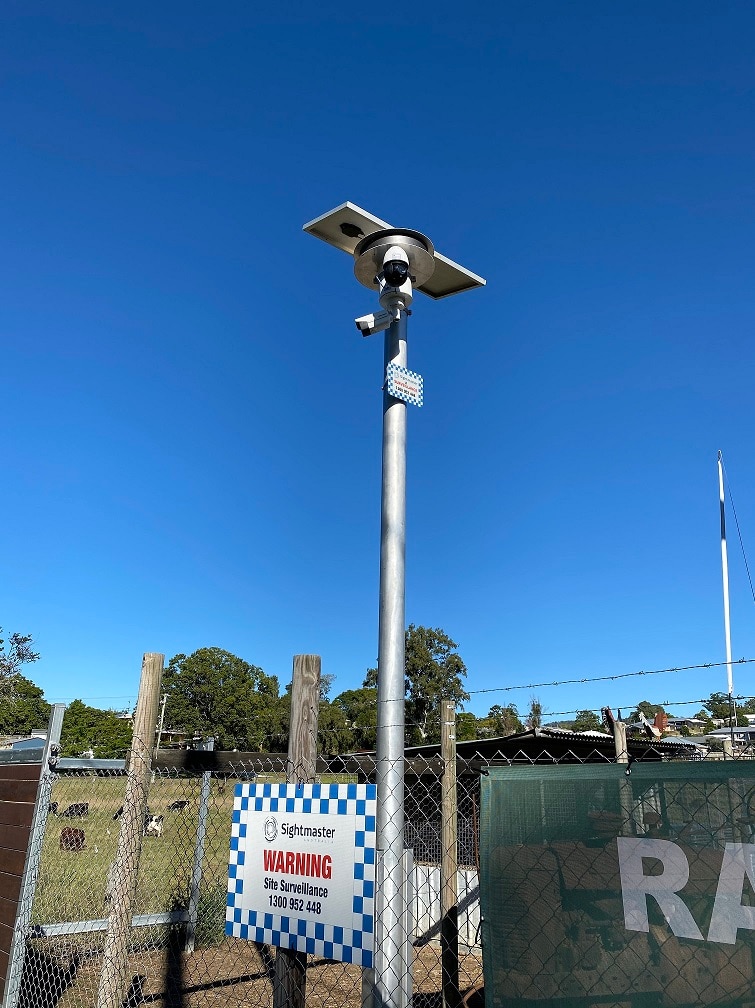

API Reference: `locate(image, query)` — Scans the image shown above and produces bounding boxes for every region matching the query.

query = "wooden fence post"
[440,700,460,1008]
[96,653,163,1008]
[273,655,320,1008]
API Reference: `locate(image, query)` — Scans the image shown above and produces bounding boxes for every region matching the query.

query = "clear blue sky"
[2,1,754,724]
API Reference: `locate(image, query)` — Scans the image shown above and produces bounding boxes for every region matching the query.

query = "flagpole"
[718,451,736,749]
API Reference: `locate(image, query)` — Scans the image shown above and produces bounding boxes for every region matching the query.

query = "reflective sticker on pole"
[386,363,423,407]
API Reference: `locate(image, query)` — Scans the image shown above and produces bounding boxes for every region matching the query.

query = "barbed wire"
[464,657,755,697]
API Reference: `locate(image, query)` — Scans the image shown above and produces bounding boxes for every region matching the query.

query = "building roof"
[399,726,698,765]
[9,737,45,750]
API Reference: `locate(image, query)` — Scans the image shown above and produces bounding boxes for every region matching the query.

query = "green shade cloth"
[481,762,755,1007]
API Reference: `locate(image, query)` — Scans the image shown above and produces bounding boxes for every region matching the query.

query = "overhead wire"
[464,657,755,697]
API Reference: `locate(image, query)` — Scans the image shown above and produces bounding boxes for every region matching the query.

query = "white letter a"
[708,843,755,944]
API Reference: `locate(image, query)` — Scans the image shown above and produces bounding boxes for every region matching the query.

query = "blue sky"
[2,1,754,724]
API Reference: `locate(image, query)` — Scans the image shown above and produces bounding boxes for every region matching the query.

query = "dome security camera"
[382,247,411,289]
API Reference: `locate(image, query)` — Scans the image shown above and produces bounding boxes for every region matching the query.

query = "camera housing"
[355,309,396,337]
[382,247,411,288]
[378,246,413,311]
[353,229,435,292]
[351,228,436,323]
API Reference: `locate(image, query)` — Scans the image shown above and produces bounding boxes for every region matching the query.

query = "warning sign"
[386,363,423,407]
[226,782,376,966]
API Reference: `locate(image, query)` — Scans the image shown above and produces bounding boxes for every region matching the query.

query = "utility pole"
[304,203,484,1008]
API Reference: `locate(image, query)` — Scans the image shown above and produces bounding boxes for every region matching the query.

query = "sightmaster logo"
[264,817,278,842]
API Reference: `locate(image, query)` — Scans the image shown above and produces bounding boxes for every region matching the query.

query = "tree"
[316,700,354,755]
[163,648,281,751]
[525,697,543,730]
[572,709,602,732]
[482,704,523,737]
[332,688,377,750]
[694,709,716,733]
[629,701,667,724]
[60,700,133,758]
[456,711,478,742]
[364,625,469,745]
[0,674,50,736]
[703,692,749,726]
[0,629,40,701]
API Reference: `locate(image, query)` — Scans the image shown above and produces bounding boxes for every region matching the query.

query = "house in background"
[665,717,708,735]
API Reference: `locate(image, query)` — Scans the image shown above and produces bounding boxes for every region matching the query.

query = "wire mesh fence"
[6,739,739,1008]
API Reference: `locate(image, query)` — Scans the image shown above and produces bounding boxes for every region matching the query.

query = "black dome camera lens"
[383,260,409,287]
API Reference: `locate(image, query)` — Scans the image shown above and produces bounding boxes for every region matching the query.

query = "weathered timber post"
[273,654,320,1008]
[612,717,636,836]
[440,701,460,1008]
[96,653,163,1008]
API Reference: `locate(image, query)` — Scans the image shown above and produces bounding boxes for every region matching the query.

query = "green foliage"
[481,704,523,737]
[60,699,133,758]
[573,709,602,732]
[694,709,716,732]
[704,692,736,720]
[364,625,469,745]
[332,687,377,751]
[0,628,39,684]
[703,692,750,727]
[0,673,50,735]
[456,711,478,741]
[0,629,42,728]
[629,701,666,723]
[164,648,282,751]
[525,697,543,729]
[316,700,354,755]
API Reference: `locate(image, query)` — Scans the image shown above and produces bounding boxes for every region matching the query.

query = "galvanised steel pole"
[375,308,409,1008]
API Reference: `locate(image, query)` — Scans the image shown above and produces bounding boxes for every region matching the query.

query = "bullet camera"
[355,309,396,337]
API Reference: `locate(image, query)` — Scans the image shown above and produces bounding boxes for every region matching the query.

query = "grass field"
[35,773,238,927]
[34,771,358,927]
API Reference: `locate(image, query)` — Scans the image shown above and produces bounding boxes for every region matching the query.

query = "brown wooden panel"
[0,849,25,878]
[0,802,34,829]
[0,780,38,803]
[0,824,31,854]
[0,896,17,929]
[0,946,9,985]
[0,873,21,905]
[0,922,12,956]
[0,764,42,782]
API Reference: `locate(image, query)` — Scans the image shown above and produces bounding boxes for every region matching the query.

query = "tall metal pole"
[718,451,736,749]
[375,309,409,1008]
[303,203,485,1008]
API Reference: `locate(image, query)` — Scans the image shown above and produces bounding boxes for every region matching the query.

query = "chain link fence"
[6,739,731,1008]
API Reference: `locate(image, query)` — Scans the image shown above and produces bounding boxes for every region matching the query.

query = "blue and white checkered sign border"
[226,782,376,967]
[386,363,424,407]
